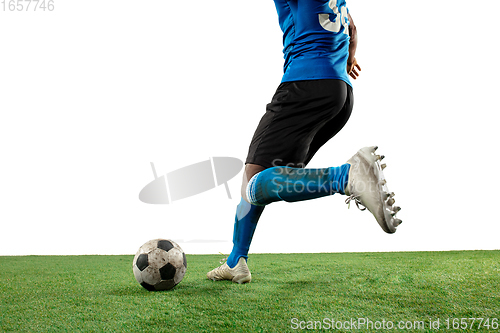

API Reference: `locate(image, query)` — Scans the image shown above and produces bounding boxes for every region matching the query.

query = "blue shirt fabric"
[274,0,352,87]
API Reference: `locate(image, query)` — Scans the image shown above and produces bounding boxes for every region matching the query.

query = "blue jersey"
[274,0,351,86]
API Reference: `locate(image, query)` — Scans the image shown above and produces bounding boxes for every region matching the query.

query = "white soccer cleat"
[206,257,252,284]
[345,146,401,234]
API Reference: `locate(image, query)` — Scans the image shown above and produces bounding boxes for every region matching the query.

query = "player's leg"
[237,84,349,205]
[206,195,264,284]
[208,80,352,283]
[302,84,354,167]
[245,146,402,232]
[239,83,401,233]
[211,161,350,283]
[245,81,353,205]
[243,88,401,233]
[227,164,267,269]
[207,80,402,283]
[206,164,265,283]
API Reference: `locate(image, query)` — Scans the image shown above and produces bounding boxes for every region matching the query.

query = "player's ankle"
[227,253,247,269]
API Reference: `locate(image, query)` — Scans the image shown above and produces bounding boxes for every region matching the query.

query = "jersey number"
[319,0,349,35]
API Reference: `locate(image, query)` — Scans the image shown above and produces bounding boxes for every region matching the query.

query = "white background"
[1,0,499,256]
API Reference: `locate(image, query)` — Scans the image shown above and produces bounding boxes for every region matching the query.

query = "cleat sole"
[348,146,399,234]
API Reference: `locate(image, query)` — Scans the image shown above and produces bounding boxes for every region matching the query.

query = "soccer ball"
[132,239,187,291]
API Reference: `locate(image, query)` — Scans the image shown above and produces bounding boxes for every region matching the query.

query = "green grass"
[1,251,499,332]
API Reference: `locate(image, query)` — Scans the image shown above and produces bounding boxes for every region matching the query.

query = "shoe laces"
[218,252,228,265]
[345,194,366,211]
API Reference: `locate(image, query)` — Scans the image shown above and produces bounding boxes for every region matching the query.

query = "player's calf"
[245,165,350,206]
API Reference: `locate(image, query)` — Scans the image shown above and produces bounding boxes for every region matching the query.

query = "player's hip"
[281,56,352,87]
[267,79,352,114]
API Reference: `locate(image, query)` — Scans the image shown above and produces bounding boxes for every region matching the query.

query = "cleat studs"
[375,155,385,161]
[379,179,387,186]
[387,198,395,206]
[393,218,402,226]
[393,206,401,213]
[380,155,385,160]
[372,146,379,152]
[381,163,387,170]
[383,192,396,200]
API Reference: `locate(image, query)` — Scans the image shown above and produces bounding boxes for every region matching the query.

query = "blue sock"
[226,197,265,268]
[247,164,350,206]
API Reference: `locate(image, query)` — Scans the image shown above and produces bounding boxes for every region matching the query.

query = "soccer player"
[207,0,401,284]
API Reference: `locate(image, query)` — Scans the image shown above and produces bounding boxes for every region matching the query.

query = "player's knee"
[245,172,264,206]
[241,164,266,202]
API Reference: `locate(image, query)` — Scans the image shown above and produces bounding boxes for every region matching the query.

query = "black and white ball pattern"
[132,239,187,291]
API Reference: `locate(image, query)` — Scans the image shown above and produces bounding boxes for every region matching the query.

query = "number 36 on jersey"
[319,0,349,34]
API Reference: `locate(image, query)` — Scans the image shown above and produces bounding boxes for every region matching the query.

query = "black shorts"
[245,79,353,168]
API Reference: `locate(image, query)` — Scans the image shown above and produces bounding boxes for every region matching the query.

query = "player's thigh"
[303,83,353,166]
[246,80,350,169]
